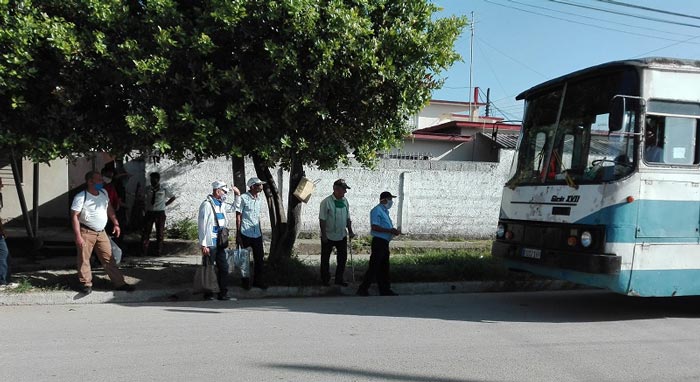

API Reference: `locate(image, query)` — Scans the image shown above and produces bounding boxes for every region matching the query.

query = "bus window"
[664,117,697,165]
[645,115,700,165]
[644,116,664,163]
[533,132,547,175]
[645,101,700,165]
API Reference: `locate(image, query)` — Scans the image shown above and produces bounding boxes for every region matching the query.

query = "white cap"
[211,180,230,193]
[247,177,266,188]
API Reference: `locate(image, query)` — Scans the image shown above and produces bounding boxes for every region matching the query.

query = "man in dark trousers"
[141,172,176,256]
[236,177,267,290]
[319,179,356,286]
[357,191,401,296]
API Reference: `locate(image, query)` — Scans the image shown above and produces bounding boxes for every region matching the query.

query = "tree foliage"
[1,0,466,258]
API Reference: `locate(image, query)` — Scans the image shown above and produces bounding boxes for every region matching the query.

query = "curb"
[0,280,580,306]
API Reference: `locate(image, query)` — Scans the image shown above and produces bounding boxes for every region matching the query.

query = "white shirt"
[144,185,174,212]
[71,190,109,231]
[197,195,239,248]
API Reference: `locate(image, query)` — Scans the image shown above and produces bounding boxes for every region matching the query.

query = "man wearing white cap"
[236,177,267,289]
[197,180,240,300]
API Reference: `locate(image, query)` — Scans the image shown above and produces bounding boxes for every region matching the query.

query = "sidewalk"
[0,226,577,306]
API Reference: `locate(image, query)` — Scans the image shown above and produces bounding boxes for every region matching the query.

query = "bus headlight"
[497,224,505,238]
[580,231,593,248]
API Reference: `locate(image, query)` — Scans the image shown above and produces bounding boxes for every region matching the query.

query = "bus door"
[636,178,700,239]
[636,111,700,240]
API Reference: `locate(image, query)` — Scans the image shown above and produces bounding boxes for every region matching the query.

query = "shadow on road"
[119,289,700,324]
[260,363,487,382]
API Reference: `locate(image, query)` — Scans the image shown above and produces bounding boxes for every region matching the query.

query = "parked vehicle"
[492,57,700,296]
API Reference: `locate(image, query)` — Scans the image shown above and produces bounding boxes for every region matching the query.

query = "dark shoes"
[356,288,369,296]
[115,283,136,292]
[217,293,231,301]
[203,292,214,301]
[78,285,92,295]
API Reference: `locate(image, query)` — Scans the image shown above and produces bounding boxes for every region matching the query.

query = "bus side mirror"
[608,97,626,132]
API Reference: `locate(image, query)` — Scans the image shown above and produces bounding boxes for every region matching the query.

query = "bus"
[491,57,700,297]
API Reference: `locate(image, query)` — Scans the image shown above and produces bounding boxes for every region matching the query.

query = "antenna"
[468,11,475,121]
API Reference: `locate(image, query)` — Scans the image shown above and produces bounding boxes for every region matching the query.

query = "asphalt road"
[2,290,700,382]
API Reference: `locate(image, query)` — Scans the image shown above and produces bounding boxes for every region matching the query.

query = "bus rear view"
[492,58,700,297]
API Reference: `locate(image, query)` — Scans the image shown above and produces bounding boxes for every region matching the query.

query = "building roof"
[430,99,487,108]
[417,119,522,134]
[478,132,518,150]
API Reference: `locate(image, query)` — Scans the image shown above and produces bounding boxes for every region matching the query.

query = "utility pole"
[468,11,474,121]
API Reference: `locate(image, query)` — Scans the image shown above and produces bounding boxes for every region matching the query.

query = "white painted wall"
[0,159,69,221]
[415,103,469,130]
[148,151,514,239]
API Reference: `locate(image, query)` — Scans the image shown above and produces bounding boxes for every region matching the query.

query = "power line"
[484,0,700,45]
[593,0,700,21]
[547,0,700,29]
[508,0,696,38]
[475,38,511,100]
[475,35,549,78]
[634,34,700,57]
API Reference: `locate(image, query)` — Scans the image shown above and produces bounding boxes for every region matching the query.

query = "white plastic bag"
[226,247,251,277]
[110,237,122,264]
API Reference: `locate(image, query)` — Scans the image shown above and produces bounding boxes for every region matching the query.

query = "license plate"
[522,248,542,259]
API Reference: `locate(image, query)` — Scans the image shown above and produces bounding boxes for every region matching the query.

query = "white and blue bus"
[492,57,700,297]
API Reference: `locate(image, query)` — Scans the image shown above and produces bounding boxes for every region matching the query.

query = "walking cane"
[349,235,355,282]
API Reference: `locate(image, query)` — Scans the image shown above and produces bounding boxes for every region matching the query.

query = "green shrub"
[166,218,198,240]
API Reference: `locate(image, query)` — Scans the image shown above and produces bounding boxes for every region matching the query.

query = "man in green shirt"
[319,179,356,286]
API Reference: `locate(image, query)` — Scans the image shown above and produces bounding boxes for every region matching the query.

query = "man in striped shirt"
[198,180,240,300]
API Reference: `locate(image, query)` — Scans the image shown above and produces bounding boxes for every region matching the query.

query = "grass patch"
[4,278,34,293]
[266,247,530,286]
[265,255,319,286]
[348,248,515,283]
[166,218,198,240]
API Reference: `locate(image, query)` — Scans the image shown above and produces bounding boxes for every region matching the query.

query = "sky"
[430,0,700,122]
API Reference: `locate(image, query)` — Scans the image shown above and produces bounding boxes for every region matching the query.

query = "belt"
[80,224,104,233]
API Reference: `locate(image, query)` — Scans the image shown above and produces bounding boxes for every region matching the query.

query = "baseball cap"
[333,179,351,189]
[247,177,266,188]
[380,191,397,200]
[211,180,230,193]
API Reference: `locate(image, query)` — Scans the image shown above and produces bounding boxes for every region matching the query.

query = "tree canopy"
[1,0,466,258]
[1,0,466,166]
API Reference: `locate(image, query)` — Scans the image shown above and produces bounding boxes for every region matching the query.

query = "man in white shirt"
[319,179,356,286]
[70,171,135,295]
[141,172,176,256]
[236,177,267,289]
[198,180,240,300]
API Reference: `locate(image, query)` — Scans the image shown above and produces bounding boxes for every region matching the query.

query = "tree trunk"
[252,154,286,258]
[280,158,304,258]
[231,156,246,193]
[251,154,305,261]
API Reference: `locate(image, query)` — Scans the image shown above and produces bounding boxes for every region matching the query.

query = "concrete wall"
[148,150,514,239]
[0,159,69,221]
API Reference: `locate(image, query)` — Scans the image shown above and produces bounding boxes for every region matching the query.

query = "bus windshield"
[508,69,640,187]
